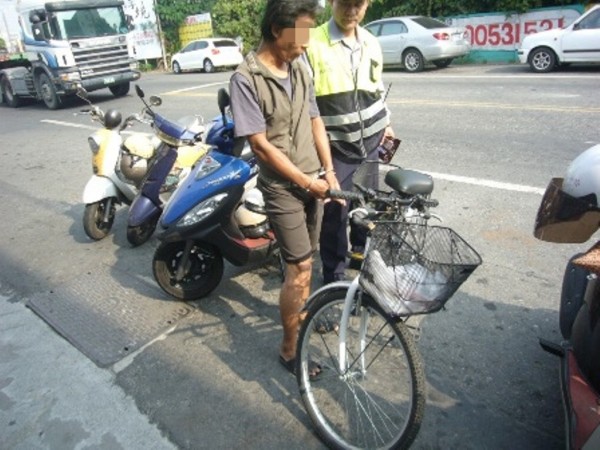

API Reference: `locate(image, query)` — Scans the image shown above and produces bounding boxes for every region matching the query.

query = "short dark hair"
[260,0,319,43]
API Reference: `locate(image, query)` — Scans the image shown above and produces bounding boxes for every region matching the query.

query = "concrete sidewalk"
[0,288,176,450]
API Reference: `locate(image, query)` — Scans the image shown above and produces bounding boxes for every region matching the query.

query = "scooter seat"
[385,168,433,196]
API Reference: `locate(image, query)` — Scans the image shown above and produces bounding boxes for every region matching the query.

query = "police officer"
[305,0,395,284]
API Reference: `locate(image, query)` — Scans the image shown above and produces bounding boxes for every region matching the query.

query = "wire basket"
[359,223,482,317]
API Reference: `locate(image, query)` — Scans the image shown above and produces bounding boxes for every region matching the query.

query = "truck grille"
[71,42,132,79]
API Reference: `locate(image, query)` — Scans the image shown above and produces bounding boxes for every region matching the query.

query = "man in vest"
[305,0,395,284]
[229,0,341,377]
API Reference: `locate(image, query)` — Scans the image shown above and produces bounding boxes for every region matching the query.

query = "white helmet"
[564,144,600,200]
[534,144,600,243]
[234,188,269,238]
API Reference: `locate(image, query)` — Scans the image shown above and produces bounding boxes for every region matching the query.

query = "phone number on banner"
[465,18,565,47]
[449,8,582,50]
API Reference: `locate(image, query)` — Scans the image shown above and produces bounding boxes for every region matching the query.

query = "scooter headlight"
[88,135,101,154]
[178,193,228,227]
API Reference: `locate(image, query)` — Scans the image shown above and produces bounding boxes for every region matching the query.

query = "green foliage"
[155,0,217,54]
[0,37,6,49]
[155,0,589,59]
[365,0,583,20]
[211,0,267,52]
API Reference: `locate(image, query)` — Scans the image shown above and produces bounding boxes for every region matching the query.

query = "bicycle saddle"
[385,168,434,196]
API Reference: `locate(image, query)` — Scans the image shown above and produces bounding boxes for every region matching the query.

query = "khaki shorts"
[258,177,323,263]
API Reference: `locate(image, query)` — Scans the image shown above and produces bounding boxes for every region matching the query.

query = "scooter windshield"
[534,178,600,243]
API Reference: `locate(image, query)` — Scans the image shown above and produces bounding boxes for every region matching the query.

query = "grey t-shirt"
[230,68,320,139]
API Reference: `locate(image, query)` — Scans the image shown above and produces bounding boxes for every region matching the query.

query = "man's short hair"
[260,0,319,42]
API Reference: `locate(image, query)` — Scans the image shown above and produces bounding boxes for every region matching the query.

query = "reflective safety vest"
[306,23,388,161]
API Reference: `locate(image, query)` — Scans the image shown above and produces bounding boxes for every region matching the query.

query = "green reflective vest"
[306,23,388,161]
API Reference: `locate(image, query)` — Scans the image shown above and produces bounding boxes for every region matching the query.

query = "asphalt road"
[1,62,599,449]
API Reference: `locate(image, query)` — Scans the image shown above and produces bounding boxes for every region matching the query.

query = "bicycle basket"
[352,160,402,195]
[359,223,482,317]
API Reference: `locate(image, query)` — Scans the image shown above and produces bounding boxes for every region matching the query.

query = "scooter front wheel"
[126,217,158,247]
[153,241,224,300]
[83,199,116,240]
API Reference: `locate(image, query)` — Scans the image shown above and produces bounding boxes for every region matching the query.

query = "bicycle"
[295,161,482,449]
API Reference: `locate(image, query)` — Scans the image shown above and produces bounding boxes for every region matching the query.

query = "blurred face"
[274,15,315,62]
[330,0,369,34]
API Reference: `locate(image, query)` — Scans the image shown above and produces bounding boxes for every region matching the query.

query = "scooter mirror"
[149,96,162,107]
[217,88,230,114]
[135,84,145,98]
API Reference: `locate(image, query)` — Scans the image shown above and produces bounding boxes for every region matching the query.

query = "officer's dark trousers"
[320,149,377,283]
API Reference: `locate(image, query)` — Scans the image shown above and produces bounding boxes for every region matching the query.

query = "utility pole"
[152,0,168,70]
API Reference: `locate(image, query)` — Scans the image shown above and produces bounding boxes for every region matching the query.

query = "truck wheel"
[37,72,61,109]
[109,83,130,98]
[1,76,21,107]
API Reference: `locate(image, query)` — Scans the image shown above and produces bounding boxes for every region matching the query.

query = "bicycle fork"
[338,277,369,374]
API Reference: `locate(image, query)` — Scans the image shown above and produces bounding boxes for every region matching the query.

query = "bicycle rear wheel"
[297,289,425,449]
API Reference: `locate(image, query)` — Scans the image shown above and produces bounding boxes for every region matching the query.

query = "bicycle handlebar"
[327,188,438,208]
[327,189,363,202]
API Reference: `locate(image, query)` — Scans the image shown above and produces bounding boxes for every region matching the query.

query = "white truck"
[0,0,141,109]
[518,5,600,73]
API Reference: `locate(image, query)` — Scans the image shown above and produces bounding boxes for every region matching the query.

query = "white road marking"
[422,170,545,195]
[161,81,228,96]
[41,118,546,195]
[41,119,150,136]
[41,119,97,131]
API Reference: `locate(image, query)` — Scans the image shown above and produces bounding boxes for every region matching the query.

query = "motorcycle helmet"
[103,109,122,129]
[123,134,156,159]
[234,188,269,238]
[120,134,155,185]
[534,144,600,243]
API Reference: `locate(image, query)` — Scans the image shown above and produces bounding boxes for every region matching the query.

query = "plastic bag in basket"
[360,249,449,316]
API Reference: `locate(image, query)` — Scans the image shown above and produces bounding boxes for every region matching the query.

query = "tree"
[0,37,6,49]
[365,0,583,20]
[211,0,266,52]
[155,0,217,54]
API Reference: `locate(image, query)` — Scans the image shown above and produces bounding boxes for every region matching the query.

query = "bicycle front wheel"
[297,289,426,449]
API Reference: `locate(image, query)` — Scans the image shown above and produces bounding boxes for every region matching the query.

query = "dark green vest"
[235,52,321,183]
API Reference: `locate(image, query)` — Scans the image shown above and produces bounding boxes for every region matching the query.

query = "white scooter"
[80,88,157,240]
[79,88,207,241]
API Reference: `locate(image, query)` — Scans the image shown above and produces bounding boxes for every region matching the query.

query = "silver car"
[364,16,470,72]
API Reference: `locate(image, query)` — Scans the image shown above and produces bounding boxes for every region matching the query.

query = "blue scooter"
[152,88,280,300]
[126,85,208,246]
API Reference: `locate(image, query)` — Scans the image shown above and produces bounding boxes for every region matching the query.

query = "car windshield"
[412,16,449,29]
[49,7,128,39]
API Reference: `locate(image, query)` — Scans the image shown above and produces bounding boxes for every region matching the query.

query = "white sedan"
[171,38,243,74]
[518,5,600,73]
[364,16,470,72]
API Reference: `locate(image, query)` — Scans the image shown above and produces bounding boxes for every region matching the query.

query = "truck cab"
[0,0,141,109]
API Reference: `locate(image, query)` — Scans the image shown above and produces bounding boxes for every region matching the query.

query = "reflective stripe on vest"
[307,24,387,159]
